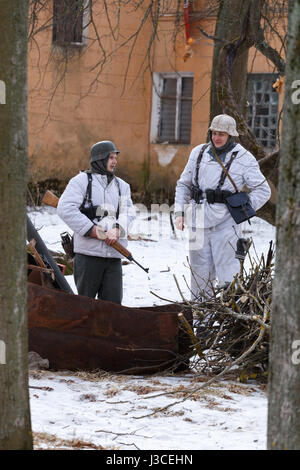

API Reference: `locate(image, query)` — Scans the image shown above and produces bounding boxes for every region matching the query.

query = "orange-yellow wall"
[28,1,284,194]
[28,1,154,187]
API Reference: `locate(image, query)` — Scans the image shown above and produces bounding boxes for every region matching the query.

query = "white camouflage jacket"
[57,172,135,258]
[174,143,271,229]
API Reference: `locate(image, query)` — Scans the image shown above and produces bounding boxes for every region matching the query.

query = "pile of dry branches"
[179,241,274,382]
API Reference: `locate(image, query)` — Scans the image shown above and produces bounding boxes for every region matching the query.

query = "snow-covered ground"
[27,207,275,451]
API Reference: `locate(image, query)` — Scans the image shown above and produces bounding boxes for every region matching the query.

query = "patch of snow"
[27,207,275,450]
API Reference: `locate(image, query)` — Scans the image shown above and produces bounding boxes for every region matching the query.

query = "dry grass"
[33,432,109,450]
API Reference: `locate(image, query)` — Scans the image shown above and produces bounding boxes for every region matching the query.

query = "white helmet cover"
[209,114,239,137]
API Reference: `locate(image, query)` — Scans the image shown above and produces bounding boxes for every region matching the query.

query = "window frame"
[247,72,279,149]
[150,72,194,145]
[52,0,90,47]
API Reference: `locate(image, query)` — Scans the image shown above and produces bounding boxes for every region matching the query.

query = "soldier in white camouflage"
[174,114,271,301]
[58,141,135,303]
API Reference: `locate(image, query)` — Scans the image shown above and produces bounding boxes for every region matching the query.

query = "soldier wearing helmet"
[57,140,135,303]
[174,114,271,302]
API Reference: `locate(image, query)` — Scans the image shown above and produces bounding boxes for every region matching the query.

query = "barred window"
[247,73,279,149]
[151,73,194,144]
[53,0,85,45]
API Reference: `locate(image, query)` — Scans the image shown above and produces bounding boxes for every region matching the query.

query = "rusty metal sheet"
[27,282,192,374]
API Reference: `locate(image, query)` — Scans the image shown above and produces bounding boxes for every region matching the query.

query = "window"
[151,73,194,144]
[247,73,279,148]
[53,0,87,46]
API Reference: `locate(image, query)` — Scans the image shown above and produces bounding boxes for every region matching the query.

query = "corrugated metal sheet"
[27,282,193,374]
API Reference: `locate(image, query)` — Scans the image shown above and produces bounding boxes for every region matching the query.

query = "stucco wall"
[28,2,154,188]
[27,1,284,196]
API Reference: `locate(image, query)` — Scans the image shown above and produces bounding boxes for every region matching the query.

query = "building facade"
[28,0,284,197]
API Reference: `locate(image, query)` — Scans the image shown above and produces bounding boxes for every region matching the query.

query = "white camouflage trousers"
[188,218,243,301]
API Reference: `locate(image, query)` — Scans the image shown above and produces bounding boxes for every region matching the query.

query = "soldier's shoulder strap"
[79,171,93,210]
[194,143,210,186]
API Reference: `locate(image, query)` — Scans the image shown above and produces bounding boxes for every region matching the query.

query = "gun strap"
[209,144,239,192]
[216,151,238,189]
[80,172,121,219]
[79,172,93,211]
[114,177,121,220]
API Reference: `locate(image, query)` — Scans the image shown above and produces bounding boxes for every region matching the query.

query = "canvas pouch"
[224,191,256,224]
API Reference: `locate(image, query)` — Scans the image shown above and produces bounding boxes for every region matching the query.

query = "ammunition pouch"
[80,205,109,221]
[224,191,256,224]
[190,185,203,203]
[191,187,234,204]
[80,205,97,221]
[205,189,234,204]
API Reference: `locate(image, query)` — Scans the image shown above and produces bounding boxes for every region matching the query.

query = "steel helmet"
[209,114,239,137]
[90,140,120,163]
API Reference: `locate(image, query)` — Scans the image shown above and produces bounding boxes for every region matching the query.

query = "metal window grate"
[159,78,177,142]
[158,76,193,144]
[247,73,279,149]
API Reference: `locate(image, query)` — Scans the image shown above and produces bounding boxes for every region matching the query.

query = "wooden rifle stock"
[42,190,59,208]
[41,190,148,273]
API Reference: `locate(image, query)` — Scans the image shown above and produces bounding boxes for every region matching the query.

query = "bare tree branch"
[249,1,286,74]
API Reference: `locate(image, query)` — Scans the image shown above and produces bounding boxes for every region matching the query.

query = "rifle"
[42,190,149,274]
[27,214,74,294]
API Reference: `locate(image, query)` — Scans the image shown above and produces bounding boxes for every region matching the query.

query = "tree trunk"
[267,0,300,450]
[0,0,32,450]
[209,0,285,226]
[210,0,251,123]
